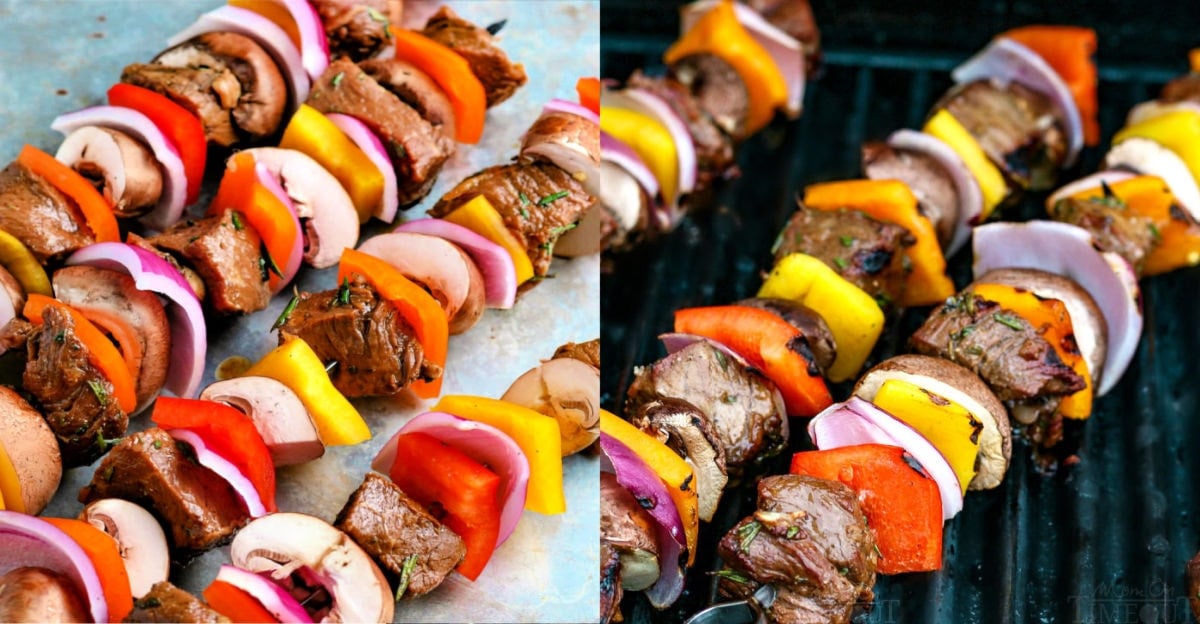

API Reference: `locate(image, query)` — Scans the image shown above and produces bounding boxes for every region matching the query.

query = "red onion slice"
[1047,170,1136,208]
[169,429,267,517]
[973,221,1143,396]
[953,37,1084,168]
[276,0,330,81]
[379,411,531,546]
[326,113,399,223]
[809,397,963,519]
[600,432,686,609]
[544,98,600,125]
[67,243,206,398]
[680,0,804,117]
[168,5,310,107]
[0,511,109,623]
[659,332,752,369]
[51,106,189,231]
[1106,137,1200,220]
[253,163,304,293]
[600,130,661,202]
[394,218,518,309]
[214,564,313,623]
[603,88,698,199]
[886,129,983,256]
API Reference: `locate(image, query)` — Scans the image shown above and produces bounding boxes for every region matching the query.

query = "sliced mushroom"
[79,499,169,599]
[239,148,360,269]
[200,376,324,466]
[0,567,90,623]
[0,387,61,515]
[53,265,172,413]
[502,358,599,455]
[629,397,728,523]
[154,32,287,141]
[600,472,659,591]
[56,126,163,218]
[551,339,600,370]
[359,58,457,141]
[231,512,393,624]
[598,160,648,250]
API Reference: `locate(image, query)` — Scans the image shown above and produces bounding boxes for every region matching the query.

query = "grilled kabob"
[599,0,819,250]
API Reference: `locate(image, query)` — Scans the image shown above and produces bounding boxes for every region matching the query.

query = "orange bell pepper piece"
[280,104,383,223]
[1190,49,1200,73]
[17,144,119,243]
[203,580,278,624]
[339,248,448,398]
[45,518,134,622]
[970,283,1093,419]
[1055,175,1200,276]
[665,0,787,135]
[389,27,487,144]
[1003,26,1099,146]
[24,294,136,414]
[600,409,698,565]
[804,179,955,307]
[210,152,300,293]
[577,77,600,115]
[674,305,832,417]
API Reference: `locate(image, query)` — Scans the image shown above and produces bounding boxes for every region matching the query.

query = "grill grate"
[601,13,1200,623]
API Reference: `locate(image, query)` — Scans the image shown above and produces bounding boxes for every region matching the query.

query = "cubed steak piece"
[862,141,960,250]
[307,58,454,207]
[122,63,241,147]
[0,161,95,264]
[147,211,270,315]
[1048,194,1157,277]
[278,278,441,397]
[23,306,127,468]
[359,58,457,141]
[309,0,401,61]
[334,472,465,598]
[552,339,600,370]
[126,581,230,623]
[79,428,250,554]
[430,162,593,278]
[421,6,527,107]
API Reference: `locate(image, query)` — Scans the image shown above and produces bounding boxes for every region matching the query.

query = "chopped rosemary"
[96,432,121,452]
[334,278,352,306]
[833,257,848,270]
[786,526,800,539]
[713,569,750,584]
[519,192,531,206]
[485,19,507,35]
[87,379,108,407]
[331,71,345,88]
[839,235,855,247]
[366,6,390,28]
[519,205,530,219]
[549,223,578,238]
[230,210,244,231]
[261,243,283,280]
[1148,222,1162,242]
[722,393,738,404]
[153,439,163,449]
[273,289,301,330]
[737,520,762,551]
[54,330,65,344]
[993,312,1024,331]
[395,554,419,601]
[538,190,569,206]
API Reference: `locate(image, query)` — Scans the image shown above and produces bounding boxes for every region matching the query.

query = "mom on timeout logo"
[1068,578,1194,623]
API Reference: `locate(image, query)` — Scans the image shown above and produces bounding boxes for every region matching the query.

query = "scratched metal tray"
[602,2,1200,622]
[0,1,599,621]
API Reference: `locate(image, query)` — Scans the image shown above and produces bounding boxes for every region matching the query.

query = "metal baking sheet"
[602,1,1200,623]
[0,1,598,621]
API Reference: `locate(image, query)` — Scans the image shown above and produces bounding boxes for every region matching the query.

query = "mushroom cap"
[501,357,600,456]
[80,499,169,599]
[629,397,728,522]
[854,354,1012,491]
[231,512,393,623]
[0,567,90,623]
[357,232,487,334]
[56,126,163,218]
[200,376,324,466]
[0,386,62,514]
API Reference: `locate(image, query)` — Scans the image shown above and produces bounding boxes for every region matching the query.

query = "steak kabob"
[598,0,819,251]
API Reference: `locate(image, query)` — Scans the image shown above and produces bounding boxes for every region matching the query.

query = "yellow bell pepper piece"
[600,409,699,565]
[600,106,679,203]
[970,283,1093,419]
[803,179,955,307]
[441,195,534,285]
[924,109,1009,219]
[1057,175,1200,276]
[244,338,371,445]
[872,378,981,494]
[434,395,565,515]
[279,104,383,224]
[1114,110,1200,190]
[0,440,21,512]
[0,228,51,296]
[665,0,787,135]
[758,252,883,382]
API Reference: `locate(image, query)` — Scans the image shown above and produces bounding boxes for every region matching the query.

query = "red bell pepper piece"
[389,432,501,581]
[203,580,279,623]
[790,444,943,574]
[108,83,207,204]
[1002,26,1099,146]
[152,397,277,512]
[674,305,832,416]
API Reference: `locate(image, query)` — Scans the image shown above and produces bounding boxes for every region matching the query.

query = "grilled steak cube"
[310,0,399,61]
[334,472,465,598]
[278,278,440,397]
[717,475,877,624]
[126,581,230,623]
[148,211,270,315]
[1048,194,1158,277]
[80,428,250,554]
[773,203,913,309]
[909,290,1085,402]
[0,161,95,264]
[307,58,453,207]
[1162,73,1200,104]
[430,162,593,278]
[23,306,126,468]
[862,141,960,250]
[422,6,527,107]
[122,63,241,147]
[552,339,600,370]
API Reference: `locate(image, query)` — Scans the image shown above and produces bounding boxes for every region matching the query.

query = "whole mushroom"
[55,126,163,218]
[200,376,324,466]
[79,499,170,599]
